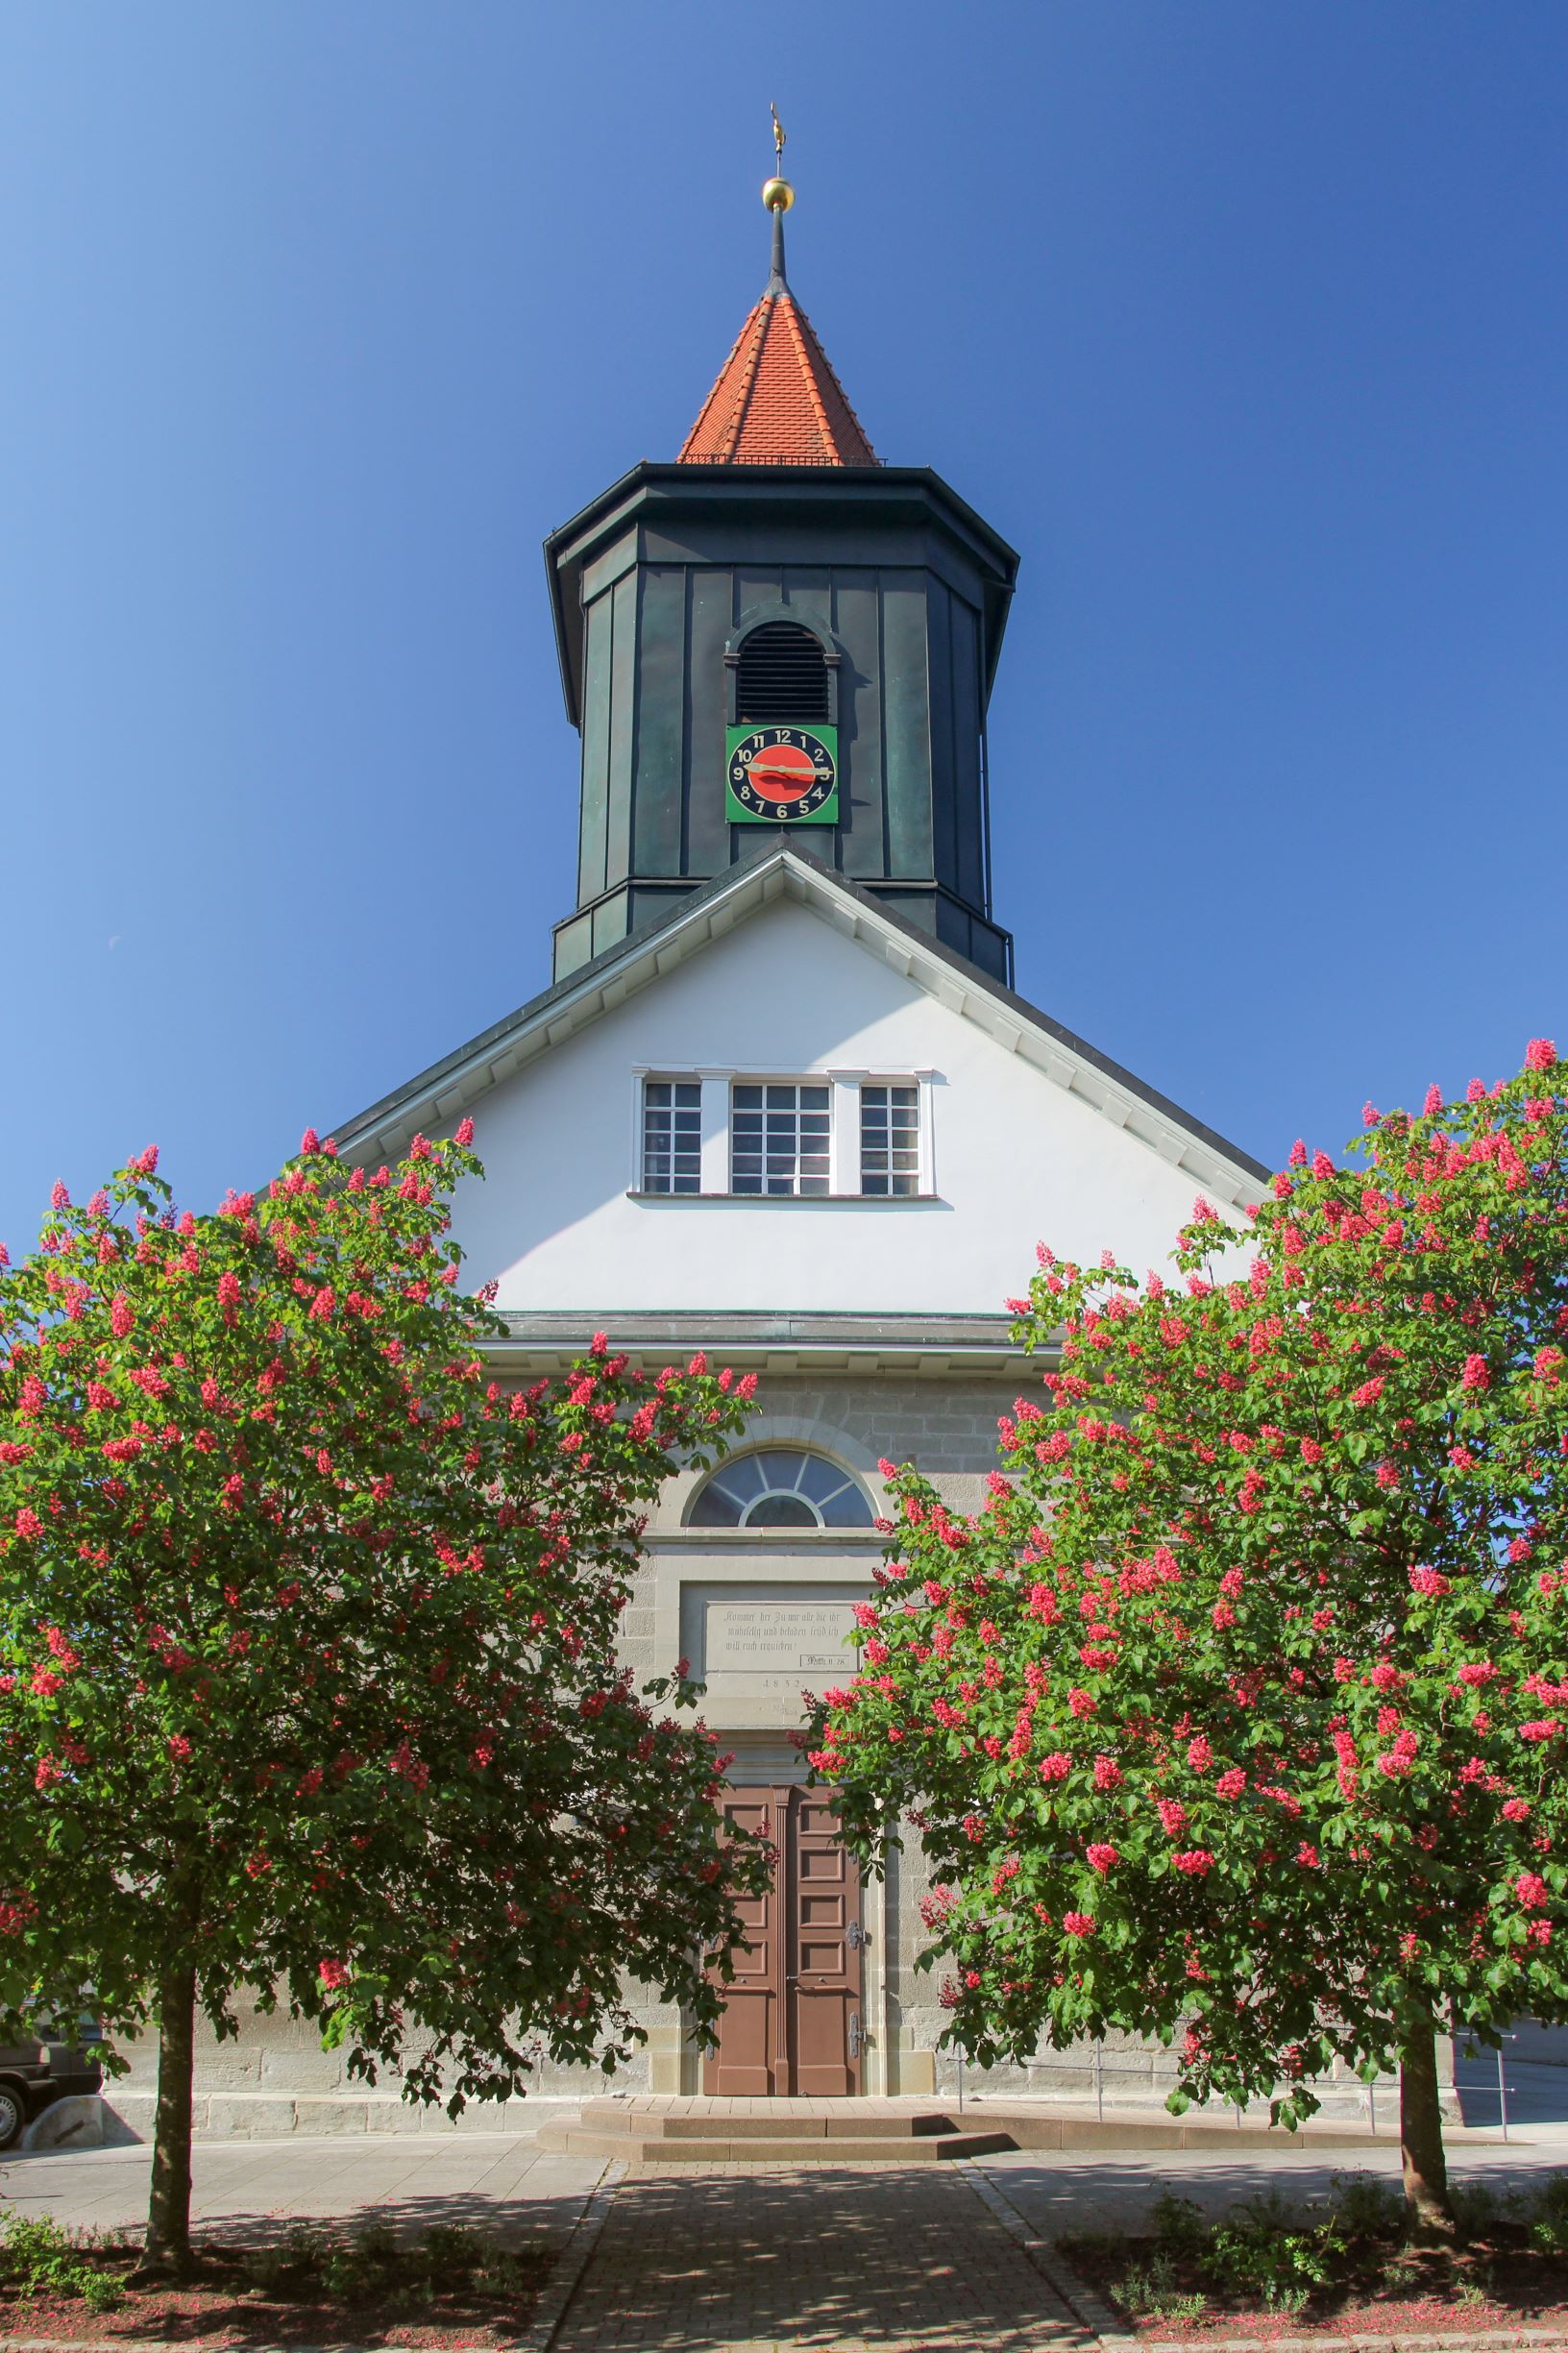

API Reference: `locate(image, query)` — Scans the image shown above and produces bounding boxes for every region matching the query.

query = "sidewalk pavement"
[7,2115,1567,2250]
[981,2130,1568,2237]
[0,2129,606,2253]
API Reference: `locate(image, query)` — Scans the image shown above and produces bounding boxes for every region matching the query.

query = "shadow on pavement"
[0,2167,600,2254]
[184,2192,592,2249]
[988,2144,1568,2239]
[551,2167,1069,2353]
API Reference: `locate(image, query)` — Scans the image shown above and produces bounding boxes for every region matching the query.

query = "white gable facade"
[328,851,1265,2103]
[345,853,1258,1325]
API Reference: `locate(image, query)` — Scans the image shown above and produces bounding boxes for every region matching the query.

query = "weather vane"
[763,102,794,215]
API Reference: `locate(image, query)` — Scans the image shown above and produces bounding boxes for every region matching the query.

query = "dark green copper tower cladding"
[544,199,1019,984]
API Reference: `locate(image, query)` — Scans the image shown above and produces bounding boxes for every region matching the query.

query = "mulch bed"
[0,2230,555,2349]
[1065,2229,1568,2340]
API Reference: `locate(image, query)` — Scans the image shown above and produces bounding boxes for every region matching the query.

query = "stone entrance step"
[535,2093,1397,2166]
[534,2096,1017,2165]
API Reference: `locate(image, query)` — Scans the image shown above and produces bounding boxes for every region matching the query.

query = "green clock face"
[725,724,839,824]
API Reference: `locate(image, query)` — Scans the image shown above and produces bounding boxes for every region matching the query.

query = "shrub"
[1118,2249,1207,2320]
[238,2219,531,2308]
[421,2224,486,2286]
[477,2248,538,2299]
[1329,2171,1405,2241]
[0,2210,123,2310]
[1531,2174,1568,2256]
[242,2222,337,2296]
[1147,2193,1208,2252]
[1450,2177,1511,2240]
[1203,2194,1343,2311]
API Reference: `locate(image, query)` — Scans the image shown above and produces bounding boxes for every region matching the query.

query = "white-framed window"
[859,1083,919,1196]
[636,1071,931,1198]
[731,1081,832,1196]
[641,1078,702,1194]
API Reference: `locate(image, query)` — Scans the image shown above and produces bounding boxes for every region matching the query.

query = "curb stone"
[522,2158,622,2353]
[0,2161,626,2353]
[957,2158,1122,2347]
[1138,2338,1568,2351]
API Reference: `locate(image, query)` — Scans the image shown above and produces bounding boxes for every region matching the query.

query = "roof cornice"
[483,1309,1032,1378]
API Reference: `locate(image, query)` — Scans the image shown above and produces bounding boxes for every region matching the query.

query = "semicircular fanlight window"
[688,1447,874,1530]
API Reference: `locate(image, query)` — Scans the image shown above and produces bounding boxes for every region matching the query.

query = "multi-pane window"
[641,1079,702,1194]
[640,1074,926,1196]
[730,1082,831,1196]
[860,1084,920,1196]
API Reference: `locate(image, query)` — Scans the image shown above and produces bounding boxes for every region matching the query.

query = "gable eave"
[328,849,1269,1208]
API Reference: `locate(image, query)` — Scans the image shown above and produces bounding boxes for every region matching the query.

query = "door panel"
[788,1793,863,2094]
[702,1792,785,2093]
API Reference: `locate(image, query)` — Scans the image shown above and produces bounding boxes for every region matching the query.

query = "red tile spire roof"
[678,201,877,469]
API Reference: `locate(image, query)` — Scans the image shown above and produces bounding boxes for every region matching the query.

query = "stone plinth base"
[101,2090,554,2144]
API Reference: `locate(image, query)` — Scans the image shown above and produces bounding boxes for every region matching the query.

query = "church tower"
[547,161,1019,985]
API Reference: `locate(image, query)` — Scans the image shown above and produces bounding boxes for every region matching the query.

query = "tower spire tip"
[761,103,794,292]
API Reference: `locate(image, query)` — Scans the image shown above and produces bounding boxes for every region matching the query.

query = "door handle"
[847,2010,863,2060]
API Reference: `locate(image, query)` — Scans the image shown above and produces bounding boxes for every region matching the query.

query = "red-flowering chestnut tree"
[811,1043,1568,2237]
[0,1128,761,2267]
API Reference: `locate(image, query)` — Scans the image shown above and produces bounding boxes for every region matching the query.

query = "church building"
[107,159,1278,2141]
[324,165,1268,2105]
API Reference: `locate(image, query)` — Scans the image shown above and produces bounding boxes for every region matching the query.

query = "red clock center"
[745,744,817,804]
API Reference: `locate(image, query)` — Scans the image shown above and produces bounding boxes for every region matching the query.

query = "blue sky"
[3,2,1564,1247]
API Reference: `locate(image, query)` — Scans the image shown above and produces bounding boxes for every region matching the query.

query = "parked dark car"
[0,2025,103,2149]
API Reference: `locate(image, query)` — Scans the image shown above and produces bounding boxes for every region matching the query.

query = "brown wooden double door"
[703,1786,864,2096]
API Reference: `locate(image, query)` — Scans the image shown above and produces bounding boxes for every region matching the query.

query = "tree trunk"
[142,1956,198,2273]
[1399,2009,1458,2243]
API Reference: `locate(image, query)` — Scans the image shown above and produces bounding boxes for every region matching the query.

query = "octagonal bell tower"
[547,165,1019,985]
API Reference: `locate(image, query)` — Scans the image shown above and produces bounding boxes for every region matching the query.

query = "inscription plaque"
[703,1600,858,1695]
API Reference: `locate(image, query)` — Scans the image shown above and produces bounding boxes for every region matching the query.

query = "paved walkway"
[0,2130,605,2252]
[550,2162,1090,2353]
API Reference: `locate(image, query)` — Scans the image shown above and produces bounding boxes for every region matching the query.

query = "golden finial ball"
[762,176,795,213]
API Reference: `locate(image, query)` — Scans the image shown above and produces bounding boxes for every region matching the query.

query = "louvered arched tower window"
[735,622,830,725]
